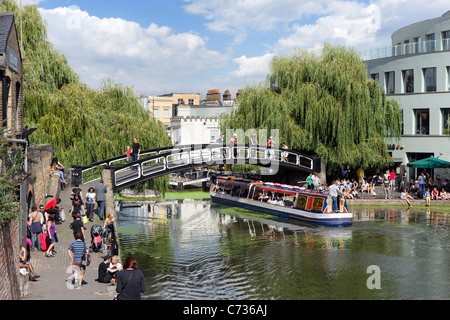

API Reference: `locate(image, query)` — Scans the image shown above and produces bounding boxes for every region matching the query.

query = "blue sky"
[23,0,450,99]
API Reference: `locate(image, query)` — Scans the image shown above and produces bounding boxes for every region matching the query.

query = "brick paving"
[22,180,117,300]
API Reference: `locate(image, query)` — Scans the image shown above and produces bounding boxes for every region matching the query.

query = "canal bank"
[22,172,118,300]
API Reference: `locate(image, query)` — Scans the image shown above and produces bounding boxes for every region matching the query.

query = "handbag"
[30,212,42,233]
[81,248,90,267]
[82,215,89,224]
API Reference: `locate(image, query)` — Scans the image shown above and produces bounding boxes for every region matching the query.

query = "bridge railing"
[72,144,320,189]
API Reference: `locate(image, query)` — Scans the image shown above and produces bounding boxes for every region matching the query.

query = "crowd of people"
[326,166,450,207]
[21,150,146,299]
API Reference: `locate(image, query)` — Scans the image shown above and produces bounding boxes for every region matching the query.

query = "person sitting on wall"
[351,188,359,199]
[438,188,448,200]
[19,245,39,281]
[96,255,111,283]
[431,187,439,200]
[50,155,67,186]
[401,189,414,207]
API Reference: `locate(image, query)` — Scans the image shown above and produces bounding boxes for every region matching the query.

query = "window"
[188,99,194,105]
[415,109,429,135]
[210,129,219,143]
[163,109,169,118]
[404,40,410,55]
[442,31,450,50]
[370,73,379,82]
[385,71,395,94]
[153,108,159,118]
[423,67,437,92]
[447,66,450,91]
[442,108,450,134]
[402,69,414,93]
[2,78,10,127]
[413,37,420,53]
[177,98,184,105]
[425,33,435,52]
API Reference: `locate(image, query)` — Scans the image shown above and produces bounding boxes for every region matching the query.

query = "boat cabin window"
[254,190,269,202]
[217,182,232,195]
[253,188,295,207]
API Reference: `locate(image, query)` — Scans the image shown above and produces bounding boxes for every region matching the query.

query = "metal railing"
[361,39,450,60]
[72,144,320,191]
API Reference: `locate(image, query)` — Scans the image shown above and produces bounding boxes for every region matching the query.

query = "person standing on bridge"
[131,137,141,170]
[96,180,107,220]
[249,131,258,158]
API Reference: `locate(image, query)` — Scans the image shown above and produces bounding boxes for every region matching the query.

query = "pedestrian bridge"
[72,144,321,192]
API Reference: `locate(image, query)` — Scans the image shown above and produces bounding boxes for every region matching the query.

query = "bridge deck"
[72,144,321,193]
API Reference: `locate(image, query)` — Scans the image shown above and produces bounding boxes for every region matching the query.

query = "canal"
[116,197,449,300]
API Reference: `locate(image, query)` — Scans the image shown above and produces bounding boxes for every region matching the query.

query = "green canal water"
[116,196,449,300]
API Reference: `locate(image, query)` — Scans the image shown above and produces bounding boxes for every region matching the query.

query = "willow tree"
[222,44,402,172]
[1,1,171,194]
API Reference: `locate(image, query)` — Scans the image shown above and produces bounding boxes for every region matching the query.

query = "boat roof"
[216,178,327,197]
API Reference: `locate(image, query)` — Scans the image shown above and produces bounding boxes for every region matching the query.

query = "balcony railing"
[361,39,450,60]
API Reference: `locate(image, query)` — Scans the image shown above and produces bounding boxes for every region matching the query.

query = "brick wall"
[28,144,53,207]
[0,220,20,300]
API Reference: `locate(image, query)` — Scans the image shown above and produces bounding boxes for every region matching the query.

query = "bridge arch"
[72,144,322,192]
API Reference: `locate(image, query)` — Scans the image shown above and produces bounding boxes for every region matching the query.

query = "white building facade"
[363,11,450,181]
[170,104,235,146]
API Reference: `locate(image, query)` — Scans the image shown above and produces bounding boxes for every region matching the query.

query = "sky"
[21,0,450,99]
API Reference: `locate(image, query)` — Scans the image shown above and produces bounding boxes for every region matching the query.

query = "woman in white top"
[85,187,96,222]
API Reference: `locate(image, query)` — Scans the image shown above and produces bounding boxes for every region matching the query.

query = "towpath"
[22,180,116,300]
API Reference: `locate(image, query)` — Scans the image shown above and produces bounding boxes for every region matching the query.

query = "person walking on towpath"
[95,179,107,220]
[67,232,89,289]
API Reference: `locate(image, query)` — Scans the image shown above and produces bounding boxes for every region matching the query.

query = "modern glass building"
[363,10,450,181]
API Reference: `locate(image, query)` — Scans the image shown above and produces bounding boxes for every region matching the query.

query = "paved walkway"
[22,180,116,300]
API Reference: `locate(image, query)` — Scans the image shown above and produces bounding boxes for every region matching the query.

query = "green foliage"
[1,1,171,193]
[221,44,402,172]
[0,136,23,224]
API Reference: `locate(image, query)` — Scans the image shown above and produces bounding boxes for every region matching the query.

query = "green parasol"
[407,157,450,168]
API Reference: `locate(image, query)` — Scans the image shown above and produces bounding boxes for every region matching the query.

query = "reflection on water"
[117,200,449,300]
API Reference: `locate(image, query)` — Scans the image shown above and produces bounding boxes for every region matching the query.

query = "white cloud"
[230,53,274,78]
[274,2,382,54]
[35,0,450,96]
[183,0,325,31]
[38,6,228,94]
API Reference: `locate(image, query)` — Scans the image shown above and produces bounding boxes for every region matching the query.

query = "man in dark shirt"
[95,179,107,220]
[131,137,140,170]
[96,255,111,283]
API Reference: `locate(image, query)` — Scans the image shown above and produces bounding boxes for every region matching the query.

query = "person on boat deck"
[328,181,342,212]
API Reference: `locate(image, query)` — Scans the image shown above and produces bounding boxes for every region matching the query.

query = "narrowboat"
[210,177,353,226]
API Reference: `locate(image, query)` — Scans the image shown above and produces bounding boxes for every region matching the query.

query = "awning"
[407,157,450,168]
